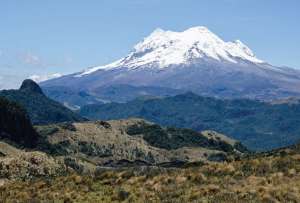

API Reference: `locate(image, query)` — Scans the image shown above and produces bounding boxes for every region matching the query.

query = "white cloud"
[21,52,43,66]
[28,73,62,83]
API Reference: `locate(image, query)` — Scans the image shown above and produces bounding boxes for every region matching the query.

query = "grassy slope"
[34,119,246,167]
[1,144,300,202]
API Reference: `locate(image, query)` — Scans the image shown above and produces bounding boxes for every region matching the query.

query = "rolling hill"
[35,118,247,168]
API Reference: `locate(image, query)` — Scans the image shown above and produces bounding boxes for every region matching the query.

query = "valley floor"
[1,148,300,203]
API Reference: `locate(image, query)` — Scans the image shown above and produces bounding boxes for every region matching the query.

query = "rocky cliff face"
[20,79,44,95]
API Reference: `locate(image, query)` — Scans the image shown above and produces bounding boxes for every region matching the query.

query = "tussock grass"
[1,152,300,202]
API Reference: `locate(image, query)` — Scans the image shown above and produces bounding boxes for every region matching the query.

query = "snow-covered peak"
[78,26,263,76]
[133,26,223,54]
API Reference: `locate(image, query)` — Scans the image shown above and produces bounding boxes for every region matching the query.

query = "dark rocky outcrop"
[20,79,44,95]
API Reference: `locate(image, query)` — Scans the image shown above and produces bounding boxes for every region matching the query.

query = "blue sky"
[0,0,300,89]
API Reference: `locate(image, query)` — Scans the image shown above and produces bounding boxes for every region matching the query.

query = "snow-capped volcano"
[79,26,263,76]
[41,26,300,106]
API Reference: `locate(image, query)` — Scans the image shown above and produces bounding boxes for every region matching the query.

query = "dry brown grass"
[1,151,300,202]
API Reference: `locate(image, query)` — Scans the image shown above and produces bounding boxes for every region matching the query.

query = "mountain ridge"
[0,80,86,125]
[79,92,300,151]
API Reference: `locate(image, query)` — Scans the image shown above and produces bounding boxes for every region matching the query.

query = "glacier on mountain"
[78,26,263,77]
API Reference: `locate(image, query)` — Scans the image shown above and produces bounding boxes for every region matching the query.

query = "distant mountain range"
[3,79,299,151]
[41,26,300,107]
[79,93,300,151]
[0,79,86,125]
[43,84,184,108]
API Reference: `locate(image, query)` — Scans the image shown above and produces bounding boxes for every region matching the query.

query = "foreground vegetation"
[1,147,300,202]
